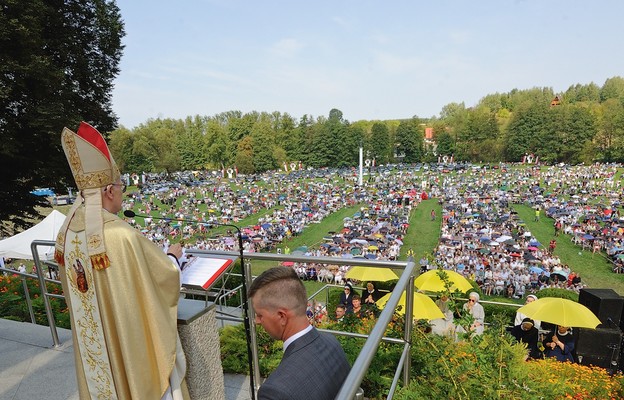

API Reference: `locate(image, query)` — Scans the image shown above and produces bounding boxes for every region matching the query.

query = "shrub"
[220,308,624,400]
[482,296,521,326]
[536,287,579,302]
[0,274,69,328]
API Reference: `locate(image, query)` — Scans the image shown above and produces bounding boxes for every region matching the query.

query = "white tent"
[0,210,66,260]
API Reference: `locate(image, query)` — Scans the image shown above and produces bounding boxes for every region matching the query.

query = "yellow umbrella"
[516,297,601,329]
[377,291,445,320]
[345,266,398,282]
[368,245,379,251]
[414,269,473,293]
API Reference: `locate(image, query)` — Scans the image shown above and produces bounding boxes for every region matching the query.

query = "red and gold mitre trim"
[61,122,120,190]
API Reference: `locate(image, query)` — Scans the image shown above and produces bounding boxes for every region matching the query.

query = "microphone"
[124,209,217,228]
[123,209,257,399]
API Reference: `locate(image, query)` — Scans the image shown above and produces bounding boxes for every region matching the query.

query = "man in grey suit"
[249,267,351,400]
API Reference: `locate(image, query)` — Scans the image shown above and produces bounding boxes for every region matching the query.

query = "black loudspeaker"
[578,288,624,328]
[575,327,622,371]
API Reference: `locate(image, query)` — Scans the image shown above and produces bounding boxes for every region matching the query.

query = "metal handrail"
[187,248,413,397]
[19,241,527,399]
[336,260,416,400]
[31,239,62,346]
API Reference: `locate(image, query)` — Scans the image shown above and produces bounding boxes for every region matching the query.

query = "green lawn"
[400,198,442,262]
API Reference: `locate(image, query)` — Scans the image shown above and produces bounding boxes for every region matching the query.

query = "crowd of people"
[425,163,624,299]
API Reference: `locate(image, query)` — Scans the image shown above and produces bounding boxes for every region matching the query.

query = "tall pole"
[235,227,258,400]
[358,144,363,186]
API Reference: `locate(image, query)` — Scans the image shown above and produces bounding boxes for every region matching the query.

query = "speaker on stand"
[575,327,622,374]
[578,288,624,328]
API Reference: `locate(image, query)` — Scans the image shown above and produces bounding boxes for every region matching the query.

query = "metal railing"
[10,240,525,399]
[187,248,415,398]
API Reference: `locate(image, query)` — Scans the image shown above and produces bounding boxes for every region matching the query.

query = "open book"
[181,255,237,290]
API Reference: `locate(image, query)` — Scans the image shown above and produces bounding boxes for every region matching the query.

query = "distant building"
[550,96,561,106]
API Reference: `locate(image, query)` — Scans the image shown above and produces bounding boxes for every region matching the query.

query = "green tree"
[565,82,601,103]
[550,104,596,164]
[153,119,183,172]
[108,126,134,172]
[395,119,423,163]
[251,119,276,172]
[235,136,254,174]
[346,124,366,166]
[369,122,391,164]
[456,106,500,162]
[205,118,229,168]
[504,102,550,162]
[439,103,468,160]
[296,114,318,167]
[0,0,124,234]
[177,116,209,170]
[435,131,455,158]
[600,76,624,104]
[595,99,624,162]
[322,109,349,166]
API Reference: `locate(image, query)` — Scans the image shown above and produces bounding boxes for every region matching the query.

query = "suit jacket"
[258,327,351,400]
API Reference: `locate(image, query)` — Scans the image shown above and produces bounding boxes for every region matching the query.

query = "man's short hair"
[248,267,307,314]
[335,304,346,311]
[352,294,361,301]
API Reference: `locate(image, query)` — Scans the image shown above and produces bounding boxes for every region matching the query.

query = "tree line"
[110,77,624,175]
[109,109,425,174]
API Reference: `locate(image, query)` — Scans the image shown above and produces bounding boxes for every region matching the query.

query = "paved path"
[0,318,251,400]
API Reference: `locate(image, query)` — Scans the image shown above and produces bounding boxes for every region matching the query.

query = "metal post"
[21,275,36,324]
[358,145,364,186]
[403,274,415,385]
[31,240,61,347]
[245,259,262,394]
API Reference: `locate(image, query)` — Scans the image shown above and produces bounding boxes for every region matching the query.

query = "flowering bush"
[219,307,624,400]
[525,358,624,400]
[396,319,624,400]
[0,274,69,328]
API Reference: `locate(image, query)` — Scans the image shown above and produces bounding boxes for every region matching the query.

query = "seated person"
[339,284,354,312]
[544,325,575,362]
[334,304,346,322]
[510,318,541,359]
[431,294,454,336]
[514,294,541,330]
[457,292,485,335]
[349,295,365,317]
[361,282,382,305]
[306,266,317,280]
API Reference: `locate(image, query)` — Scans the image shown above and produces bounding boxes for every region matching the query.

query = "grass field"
[400,198,441,262]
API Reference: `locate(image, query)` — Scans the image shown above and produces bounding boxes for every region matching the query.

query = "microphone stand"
[124,211,258,400]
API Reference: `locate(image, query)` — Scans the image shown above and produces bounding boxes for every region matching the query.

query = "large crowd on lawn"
[8,164,623,293]
[110,163,624,301]
[427,163,624,297]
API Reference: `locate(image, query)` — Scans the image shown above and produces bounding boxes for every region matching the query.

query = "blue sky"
[112,0,624,129]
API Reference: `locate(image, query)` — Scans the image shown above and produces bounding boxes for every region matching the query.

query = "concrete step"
[0,318,251,400]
